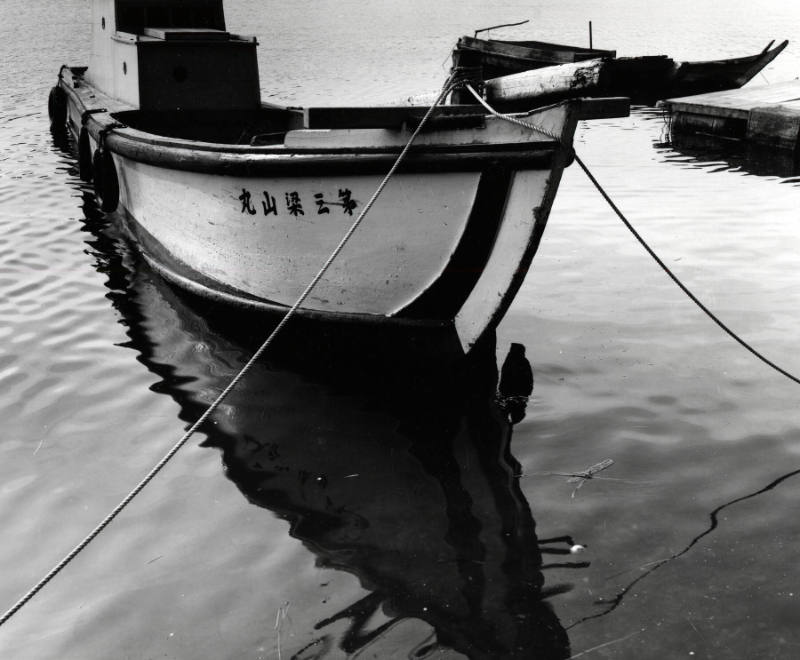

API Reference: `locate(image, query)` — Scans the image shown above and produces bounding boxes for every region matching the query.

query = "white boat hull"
[53,64,627,353]
[114,157,552,319]
[119,161,477,314]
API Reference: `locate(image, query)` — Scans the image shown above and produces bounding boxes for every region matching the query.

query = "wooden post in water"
[589,21,593,48]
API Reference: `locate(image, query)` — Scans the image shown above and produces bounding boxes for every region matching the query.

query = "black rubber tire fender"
[47,86,67,134]
[92,147,120,212]
[78,127,93,181]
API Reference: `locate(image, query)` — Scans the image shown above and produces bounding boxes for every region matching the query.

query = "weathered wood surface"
[664,80,800,119]
[748,103,800,150]
[483,59,604,105]
[454,35,615,77]
[663,80,800,150]
[406,60,633,119]
[441,39,787,108]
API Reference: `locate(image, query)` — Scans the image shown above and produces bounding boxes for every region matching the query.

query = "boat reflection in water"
[102,212,583,658]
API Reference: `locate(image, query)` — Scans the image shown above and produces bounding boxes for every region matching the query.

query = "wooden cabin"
[86,0,260,111]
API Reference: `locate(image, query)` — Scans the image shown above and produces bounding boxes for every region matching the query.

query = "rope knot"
[449,66,485,97]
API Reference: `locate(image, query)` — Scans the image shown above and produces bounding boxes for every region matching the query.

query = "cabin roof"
[113,0,226,34]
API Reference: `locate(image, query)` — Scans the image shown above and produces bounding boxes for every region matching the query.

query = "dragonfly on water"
[520,459,655,498]
[558,459,615,497]
[563,458,615,483]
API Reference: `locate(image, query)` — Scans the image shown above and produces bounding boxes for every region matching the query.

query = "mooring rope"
[571,155,800,386]
[0,80,460,629]
[465,83,561,140]
[465,83,800,387]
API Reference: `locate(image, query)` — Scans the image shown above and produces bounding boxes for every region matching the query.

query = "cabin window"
[123,61,127,75]
[114,0,225,35]
[173,65,188,83]
[101,17,106,30]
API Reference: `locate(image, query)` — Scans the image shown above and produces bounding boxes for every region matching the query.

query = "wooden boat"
[453,35,616,78]
[666,41,789,98]
[452,36,788,107]
[48,0,628,355]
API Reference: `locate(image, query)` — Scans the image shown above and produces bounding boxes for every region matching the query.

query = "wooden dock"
[662,80,800,151]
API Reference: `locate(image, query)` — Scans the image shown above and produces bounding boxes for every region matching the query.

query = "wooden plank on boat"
[405,59,605,109]
[485,59,604,106]
[302,105,487,130]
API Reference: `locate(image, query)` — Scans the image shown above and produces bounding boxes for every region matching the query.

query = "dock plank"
[665,80,800,113]
[665,101,749,121]
[663,80,800,150]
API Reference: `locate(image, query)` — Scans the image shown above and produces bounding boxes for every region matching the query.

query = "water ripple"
[3,1,800,658]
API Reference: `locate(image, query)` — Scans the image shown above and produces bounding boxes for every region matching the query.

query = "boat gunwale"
[456,35,616,61]
[679,40,788,69]
[100,124,562,156]
[60,75,564,154]
[674,40,789,88]
[60,80,569,175]
[94,129,562,176]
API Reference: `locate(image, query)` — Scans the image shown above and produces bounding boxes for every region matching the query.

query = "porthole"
[123,61,127,75]
[173,65,188,83]
[101,17,106,30]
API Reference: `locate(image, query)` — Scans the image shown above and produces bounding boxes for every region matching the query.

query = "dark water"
[2,1,800,658]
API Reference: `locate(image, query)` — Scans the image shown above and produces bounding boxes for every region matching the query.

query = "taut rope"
[465,83,800,387]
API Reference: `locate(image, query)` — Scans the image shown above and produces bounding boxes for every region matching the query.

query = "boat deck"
[662,80,800,150]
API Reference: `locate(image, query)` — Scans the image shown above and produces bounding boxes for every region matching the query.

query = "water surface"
[1,1,800,658]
